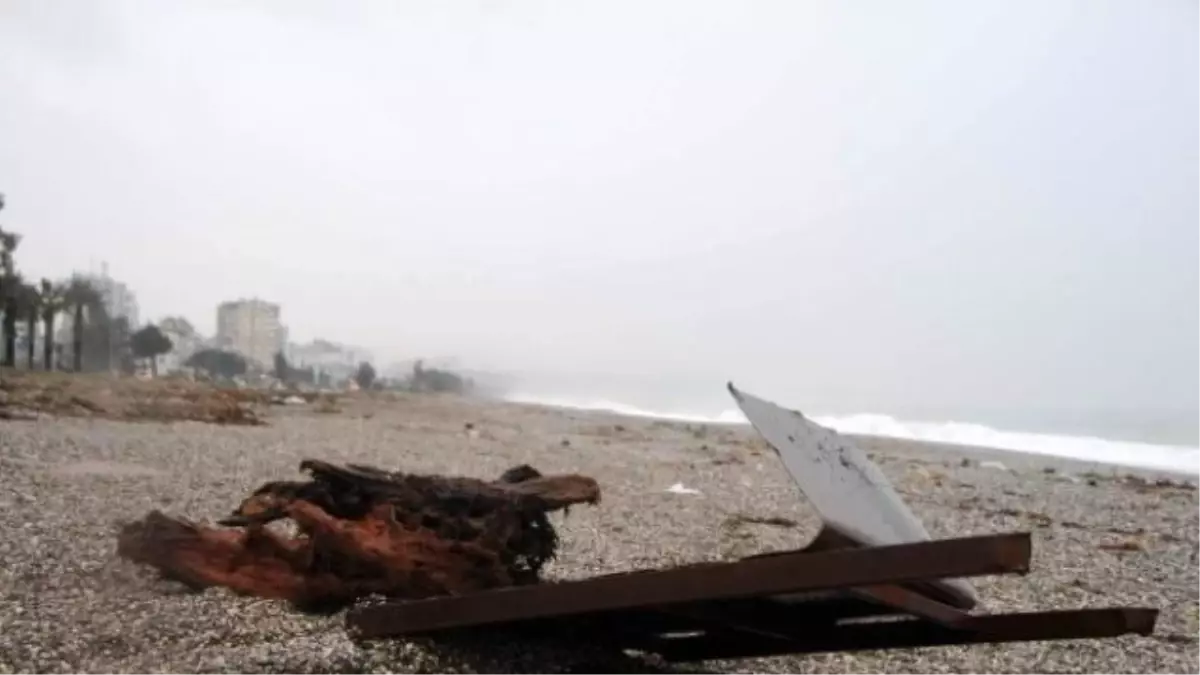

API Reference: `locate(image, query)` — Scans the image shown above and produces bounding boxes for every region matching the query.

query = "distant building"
[58,265,141,337]
[155,316,209,374]
[78,264,140,328]
[286,339,373,383]
[11,320,44,369]
[215,298,284,369]
[54,265,141,370]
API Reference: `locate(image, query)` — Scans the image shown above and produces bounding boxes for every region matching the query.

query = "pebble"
[0,398,1195,673]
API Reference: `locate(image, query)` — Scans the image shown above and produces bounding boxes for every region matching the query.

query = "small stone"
[0,387,1192,674]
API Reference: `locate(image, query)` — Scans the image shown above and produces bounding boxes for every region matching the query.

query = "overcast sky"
[0,1,1195,419]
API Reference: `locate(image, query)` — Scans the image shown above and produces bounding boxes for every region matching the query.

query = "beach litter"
[114,383,1161,664]
[0,371,266,425]
[117,459,600,609]
[665,482,702,495]
[345,383,1159,661]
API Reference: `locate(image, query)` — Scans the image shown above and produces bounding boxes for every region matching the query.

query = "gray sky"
[1,1,1196,419]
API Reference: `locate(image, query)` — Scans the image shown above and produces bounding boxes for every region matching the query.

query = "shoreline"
[496,396,1199,480]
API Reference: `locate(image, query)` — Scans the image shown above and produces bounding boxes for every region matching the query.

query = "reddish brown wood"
[117,460,600,610]
[346,533,1031,637]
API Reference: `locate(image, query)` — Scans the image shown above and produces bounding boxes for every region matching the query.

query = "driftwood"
[117,459,601,610]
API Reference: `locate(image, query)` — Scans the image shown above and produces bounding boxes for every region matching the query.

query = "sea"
[503,391,1199,477]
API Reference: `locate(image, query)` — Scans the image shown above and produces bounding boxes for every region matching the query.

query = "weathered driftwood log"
[117,459,601,610]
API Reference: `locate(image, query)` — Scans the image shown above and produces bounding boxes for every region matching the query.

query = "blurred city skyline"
[2,1,1194,431]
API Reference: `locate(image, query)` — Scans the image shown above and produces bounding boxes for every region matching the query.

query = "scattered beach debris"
[0,371,265,426]
[312,395,341,414]
[1066,578,1108,595]
[0,406,37,421]
[1068,472,1198,494]
[971,504,1185,544]
[346,384,1161,662]
[117,459,601,609]
[664,482,701,496]
[711,453,743,466]
[1096,538,1147,553]
[722,514,800,530]
[1120,474,1196,494]
[908,466,950,487]
[994,507,1054,528]
[979,460,1009,471]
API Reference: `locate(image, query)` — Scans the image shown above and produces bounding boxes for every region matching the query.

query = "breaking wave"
[505,394,748,425]
[505,393,1199,476]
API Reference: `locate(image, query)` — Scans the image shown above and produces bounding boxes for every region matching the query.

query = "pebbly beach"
[0,388,1196,674]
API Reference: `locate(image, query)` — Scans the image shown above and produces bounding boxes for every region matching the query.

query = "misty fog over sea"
[496,372,1199,476]
[3,4,1195,476]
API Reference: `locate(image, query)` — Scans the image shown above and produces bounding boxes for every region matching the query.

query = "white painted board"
[728,382,977,604]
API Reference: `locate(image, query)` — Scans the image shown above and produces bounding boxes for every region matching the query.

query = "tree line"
[1,193,478,388]
[0,194,175,373]
[272,353,471,394]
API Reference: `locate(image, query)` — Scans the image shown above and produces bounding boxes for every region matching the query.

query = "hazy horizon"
[1,1,1196,444]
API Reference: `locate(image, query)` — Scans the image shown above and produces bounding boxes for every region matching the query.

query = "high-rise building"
[69,264,140,327]
[215,298,284,368]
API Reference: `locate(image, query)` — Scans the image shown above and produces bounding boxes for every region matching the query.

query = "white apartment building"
[215,298,284,369]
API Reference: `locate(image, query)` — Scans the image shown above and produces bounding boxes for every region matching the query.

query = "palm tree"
[62,277,103,372]
[0,224,20,368]
[0,230,17,278]
[39,279,64,371]
[1,279,16,367]
[0,193,12,281]
[4,279,41,368]
[20,282,40,368]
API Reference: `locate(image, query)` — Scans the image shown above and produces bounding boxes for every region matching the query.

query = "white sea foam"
[506,393,1199,476]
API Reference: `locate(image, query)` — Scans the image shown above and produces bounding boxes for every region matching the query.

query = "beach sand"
[1,392,1195,673]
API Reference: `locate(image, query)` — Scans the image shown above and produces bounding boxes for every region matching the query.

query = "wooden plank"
[650,607,1159,661]
[347,532,1030,638]
[849,584,972,627]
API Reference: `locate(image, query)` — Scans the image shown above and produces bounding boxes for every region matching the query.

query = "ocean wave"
[505,393,1199,475]
[505,393,748,425]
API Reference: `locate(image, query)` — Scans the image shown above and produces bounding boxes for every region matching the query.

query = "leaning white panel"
[727,382,977,605]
